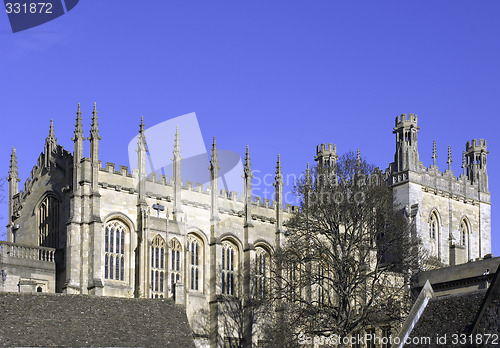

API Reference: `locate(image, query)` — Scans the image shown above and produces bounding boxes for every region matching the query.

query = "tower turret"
[392,113,420,172]
[465,139,489,192]
[315,143,337,169]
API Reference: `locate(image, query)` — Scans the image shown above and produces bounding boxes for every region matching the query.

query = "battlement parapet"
[119,165,131,177]
[394,113,418,127]
[101,162,115,173]
[193,183,204,193]
[466,139,488,151]
[316,143,336,155]
[264,198,271,208]
[389,168,489,204]
[253,196,262,206]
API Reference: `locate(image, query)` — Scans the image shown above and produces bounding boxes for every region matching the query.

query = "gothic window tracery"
[460,219,469,252]
[222,241,238,296]
[288,260,299,301]
[169,238,182,296]
[255,247,270,299]
[151,235,166,298]
[38,195,59,248]
[317,262,330,306]
[188,235,203,292]
[430,213,438,240]
[429,211,439,257]
[104,220,126,281]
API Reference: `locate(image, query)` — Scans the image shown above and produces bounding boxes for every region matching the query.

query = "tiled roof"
[0,292,195,347]
[405,289,487,348]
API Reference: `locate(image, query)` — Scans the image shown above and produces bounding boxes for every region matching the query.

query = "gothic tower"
[392,113,420,172]
[389,113,491,265]
[465,139,489,192]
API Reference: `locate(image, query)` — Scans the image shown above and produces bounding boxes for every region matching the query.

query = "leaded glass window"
[38,195,59,248]
[169,238,182,296]
[151,235,166,298]
[222,241,238,296]
[188,235,203,291]
[255,247,270,298]
[104,220,126,281]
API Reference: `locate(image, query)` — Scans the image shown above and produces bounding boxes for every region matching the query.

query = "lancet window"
[255,247,270,298]
[169,239,182,296]
[151,235,166,298]
[460,220,469,247]
[188,235,203,291]
[104,220,126,281]
[430,212,438,240]
[38,195,59,248]
[222,241,238,296]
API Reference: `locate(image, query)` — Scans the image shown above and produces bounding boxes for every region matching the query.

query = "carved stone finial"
[356,148,361,173]
[305,162,311,187]
[8,147,19,181]
[243,145,252,178]
[275,154,283,186]
[137,116,147,151]
[432,140,437,166]
[89,102,101,140]
[45,119,57,146]
[210,136,219,171]
[447,145,452,171]
[72,103,83,142]
[462,150,466,175]
[173,125,181,159]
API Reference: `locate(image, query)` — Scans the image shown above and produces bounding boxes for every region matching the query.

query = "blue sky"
[0,1,499,255]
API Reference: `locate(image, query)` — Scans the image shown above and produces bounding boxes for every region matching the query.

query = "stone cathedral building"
[0,105,492,347]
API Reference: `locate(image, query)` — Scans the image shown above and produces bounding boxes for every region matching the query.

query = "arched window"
[38,195,59,248]
[460,220,469,247]
[429,211,439,257]
[151,235,166,298]
[222,241,238,296]
[287,260,299,302]
[317,262,328,306]
[255,247,270,298]
[169,238,182,296]
[188,235,203,292]
[104,220,126,281]
[430,213,438,240]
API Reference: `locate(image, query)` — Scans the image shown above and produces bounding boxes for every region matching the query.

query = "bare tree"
[264,151,421,347]
[217,262,273,347]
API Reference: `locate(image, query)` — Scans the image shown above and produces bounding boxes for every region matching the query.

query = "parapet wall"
[389,165,490,204]
[99,160,298,214]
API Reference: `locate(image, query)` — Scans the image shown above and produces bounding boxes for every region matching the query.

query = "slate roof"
[0,292,195,347]
[405,289,487,348]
